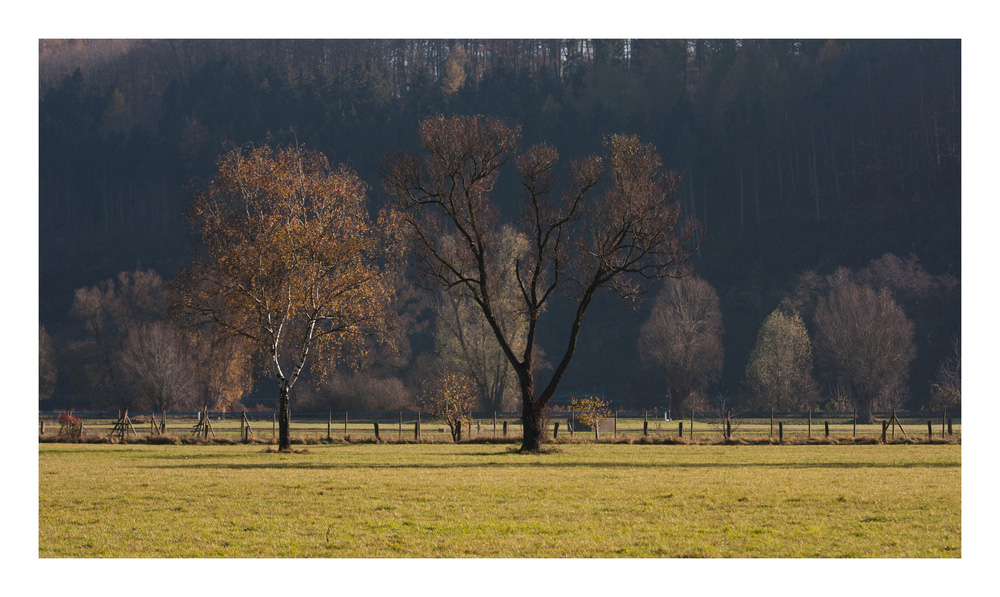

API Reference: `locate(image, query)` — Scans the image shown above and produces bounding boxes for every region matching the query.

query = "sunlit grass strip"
[39,442,960,558]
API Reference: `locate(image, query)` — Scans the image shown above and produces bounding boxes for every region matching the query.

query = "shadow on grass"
[144,459,959,471]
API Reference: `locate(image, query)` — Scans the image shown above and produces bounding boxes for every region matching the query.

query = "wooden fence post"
[614,411,618,437]
[927,421,933,441]
[417,411,421,440]
[947,418,953,436]
[374,422,380,440]
[503,421,508,436]
[778,421,783,444]
[770,409,773,437]
[399,411,403,441]
[882,420,888,443]
[272,413,276,439]
[808,409,812,438]
[570,408,575,436]
[942,407,947,438]
[345,411,348,438]
[40,418,44,435]
[678,421,683,437]
[328,411,332,440]
[853,408,857,438]
[554,421,559,438]
[494,412,497,437]
[643,420,649,437]
[891,408,896,439]
[824,421,829,438]
[690,410,694,440]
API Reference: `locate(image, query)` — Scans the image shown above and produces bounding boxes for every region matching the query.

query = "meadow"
[38,441,960,558]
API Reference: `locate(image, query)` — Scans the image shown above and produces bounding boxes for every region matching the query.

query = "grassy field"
[38,442,960,558]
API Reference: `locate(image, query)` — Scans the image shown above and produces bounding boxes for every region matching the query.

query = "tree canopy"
[386,115,696,451]
[175,144,400,450]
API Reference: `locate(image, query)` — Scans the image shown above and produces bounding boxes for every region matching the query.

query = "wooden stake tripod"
[109,408,139,440]
[191,407,216,439]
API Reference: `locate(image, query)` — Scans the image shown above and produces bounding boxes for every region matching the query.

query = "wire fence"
[38,409,962,443]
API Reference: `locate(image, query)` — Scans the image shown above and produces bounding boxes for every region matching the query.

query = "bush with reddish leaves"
[57,411,82,439]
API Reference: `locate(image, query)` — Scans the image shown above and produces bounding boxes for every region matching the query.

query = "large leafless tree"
[638,275,724,417]
[119,321,199,413]
[813,270,916,423]
[70,269,166,409]
[385,115,697,452]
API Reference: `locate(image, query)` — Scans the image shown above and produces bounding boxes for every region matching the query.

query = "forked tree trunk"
[278,384,292,451]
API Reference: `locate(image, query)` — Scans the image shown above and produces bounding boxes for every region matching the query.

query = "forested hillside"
[39,39,960,412]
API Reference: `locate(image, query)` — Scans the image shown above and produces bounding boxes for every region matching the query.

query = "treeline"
[39,250,960,419]
[39,39,961,411]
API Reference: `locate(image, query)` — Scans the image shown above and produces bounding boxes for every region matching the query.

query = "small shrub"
[57,412,82,440]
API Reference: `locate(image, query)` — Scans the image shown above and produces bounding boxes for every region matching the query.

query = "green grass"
[38,442,960,558]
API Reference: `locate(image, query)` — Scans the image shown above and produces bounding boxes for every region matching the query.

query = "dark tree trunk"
[517,365,546,452]
[278,384,291,451]
[520,398,546,453]
[670,390,690,422]
[856,397,874,425]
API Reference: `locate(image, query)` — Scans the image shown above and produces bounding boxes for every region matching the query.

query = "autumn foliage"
[571,396,611,439]
[176,144,400,450]
[421,373,477,442]
[57,411,82,439]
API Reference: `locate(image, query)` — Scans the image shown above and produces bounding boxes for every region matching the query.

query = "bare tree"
[638,275,724,417]
[70,269,166,409]
[385,115,697,452]
[433,226,530,412]
[813,270,916,423]
[119,321,199,413]
[930,338,961,410]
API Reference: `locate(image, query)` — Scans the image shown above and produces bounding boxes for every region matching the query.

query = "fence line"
[38,409,961,443]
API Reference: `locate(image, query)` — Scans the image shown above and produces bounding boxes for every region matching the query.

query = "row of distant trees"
[639,253,960,424]
[40,251,960,429]
[40,117,959,445]
[39,270,254,415]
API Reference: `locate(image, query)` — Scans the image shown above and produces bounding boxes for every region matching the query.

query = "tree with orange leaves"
[176,144,400,451]
[421,372,477,442]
